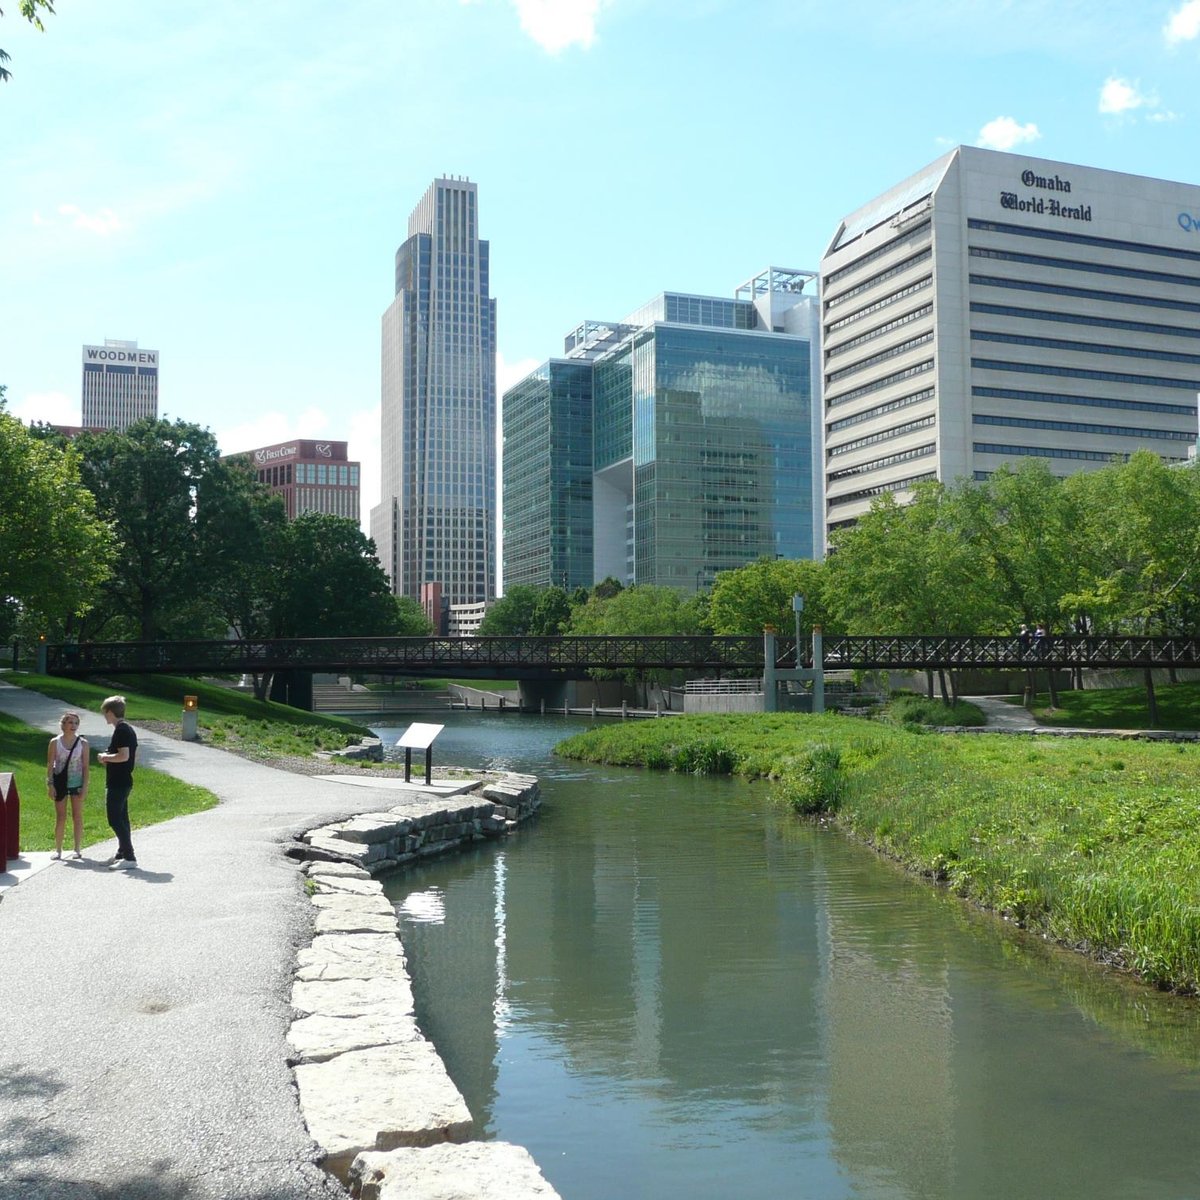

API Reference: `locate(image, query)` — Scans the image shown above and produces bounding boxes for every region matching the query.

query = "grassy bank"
[1023,680,1200,731]
[1,710,217,852]
[556,713,1200,994]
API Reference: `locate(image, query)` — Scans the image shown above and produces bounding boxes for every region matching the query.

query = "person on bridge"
[97,695,138,870]
[46,711,88,860]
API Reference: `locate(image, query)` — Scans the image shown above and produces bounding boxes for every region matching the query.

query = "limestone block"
[306,834,372,865]
[311,891,395,917]
[305,860,372,879]
[291,976,415,1020]
[311,875,385,897]
[349,1142,561,1200]
[339,815,406,845]
[314,906,399,936]
[296,933,408,982]
[295,1042,472,1179]
[287,1003,423,1064]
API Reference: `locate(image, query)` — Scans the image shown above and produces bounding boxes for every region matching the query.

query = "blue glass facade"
[502,286,816,592]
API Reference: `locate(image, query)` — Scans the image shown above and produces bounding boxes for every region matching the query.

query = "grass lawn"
[557,712,1200,994]
[1026,680,1200,731]
[1,710,217,853]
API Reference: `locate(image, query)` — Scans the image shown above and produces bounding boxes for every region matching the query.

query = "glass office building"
[503,270,818,592]
[371,177,497,605]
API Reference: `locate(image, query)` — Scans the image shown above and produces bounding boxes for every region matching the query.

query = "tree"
[394,595,433,636]
[478,585,572,636]
[0,389,113,640]
[825,484,1002,702]
[76,420,233,640]
[708,557,834,637]
[568,585,705,636]
[267,514,399,638]
[1,1,54,83]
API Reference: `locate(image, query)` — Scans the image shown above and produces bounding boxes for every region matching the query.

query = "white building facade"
[80,339,159,430]
[819,147,1200,544]
[371,177,497,607]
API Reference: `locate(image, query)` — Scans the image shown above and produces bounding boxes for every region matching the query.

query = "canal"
[373,712,1200,1200]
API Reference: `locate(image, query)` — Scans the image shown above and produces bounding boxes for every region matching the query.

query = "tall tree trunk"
[925,669,935,699]
[1047,670,1060,709]
[938,668,950,705]
[1144,668,1159,727]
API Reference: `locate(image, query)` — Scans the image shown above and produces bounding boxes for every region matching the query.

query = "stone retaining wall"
[287,773,561,1199]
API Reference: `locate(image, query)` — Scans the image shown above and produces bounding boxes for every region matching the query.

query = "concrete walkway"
[0,681,431,1200]
[971,694,1043,731]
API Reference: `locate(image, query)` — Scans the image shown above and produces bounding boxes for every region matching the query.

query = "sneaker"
[106,854,124,866]
[71,850,83,860]
[110,858,137,871]
[52,850,62,860]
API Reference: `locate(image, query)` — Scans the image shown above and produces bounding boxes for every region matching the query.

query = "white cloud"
[10,390,77,427]
[1164,0,1200,44]
[497,351,541,396]
[1099,76,1155,115]
[976,116,1041,151]
[512,0,606,53]
[32,203,126,236]
[214,406,330,459]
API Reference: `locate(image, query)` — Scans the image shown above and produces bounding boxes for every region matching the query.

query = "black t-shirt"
[105,721,138,787]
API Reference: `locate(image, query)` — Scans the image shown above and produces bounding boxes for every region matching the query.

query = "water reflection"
[377,714,1200,1200]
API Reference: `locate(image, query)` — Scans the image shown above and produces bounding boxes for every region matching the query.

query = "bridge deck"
[42,633,1200,678]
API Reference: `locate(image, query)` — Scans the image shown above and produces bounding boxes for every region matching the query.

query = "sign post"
[396,723,445,786]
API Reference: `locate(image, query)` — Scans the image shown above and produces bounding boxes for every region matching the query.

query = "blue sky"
[2,0,1199,527]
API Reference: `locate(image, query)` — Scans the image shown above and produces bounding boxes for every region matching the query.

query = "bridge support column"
[519,679,569,713]
[763,631,778,713]
[269,670,314,712]
[812,626,825,715]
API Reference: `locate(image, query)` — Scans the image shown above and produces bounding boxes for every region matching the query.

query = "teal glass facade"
[503,360,595,590]
[502,287,816,593]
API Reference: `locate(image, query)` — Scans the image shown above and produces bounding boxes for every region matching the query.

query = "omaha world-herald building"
[81,338,159,430]
[819,147,1200,544]
[503,268,820,593]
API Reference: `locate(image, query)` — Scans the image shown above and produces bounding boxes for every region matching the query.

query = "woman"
[46,711,88,860]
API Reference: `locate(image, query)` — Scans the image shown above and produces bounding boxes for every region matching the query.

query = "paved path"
[0,682,420,1200]
[970,694,1043,731]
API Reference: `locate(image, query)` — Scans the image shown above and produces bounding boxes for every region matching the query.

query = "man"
[98,694,138,870]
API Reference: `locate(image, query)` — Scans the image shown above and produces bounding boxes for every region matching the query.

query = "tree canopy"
[0,388,113,639]
[708,557,834,637]
[1,1,54,83]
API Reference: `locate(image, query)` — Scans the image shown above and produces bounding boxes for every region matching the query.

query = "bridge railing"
[40,632,1200,677]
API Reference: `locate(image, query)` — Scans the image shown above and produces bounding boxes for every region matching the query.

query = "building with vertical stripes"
[370,177,496,608]
[819,147,1200,546]
[80,339,159,430]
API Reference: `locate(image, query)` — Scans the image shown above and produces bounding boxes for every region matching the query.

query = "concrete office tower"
[371,177,497,606]
[81,339,159,430]
[503,269,818,593]
[819,147,1200,544]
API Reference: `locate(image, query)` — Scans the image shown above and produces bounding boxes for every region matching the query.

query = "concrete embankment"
[287,773,561,1199]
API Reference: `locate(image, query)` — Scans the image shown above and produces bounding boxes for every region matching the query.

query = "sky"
[2,0,1199,533]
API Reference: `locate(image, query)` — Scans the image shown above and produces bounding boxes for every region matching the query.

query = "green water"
[376,713,1200,1200]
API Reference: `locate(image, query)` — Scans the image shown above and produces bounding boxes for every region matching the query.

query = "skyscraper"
[81,338,159,430]
[371,177,496,607]
[819,147,1200,545]
[503,269,819,593]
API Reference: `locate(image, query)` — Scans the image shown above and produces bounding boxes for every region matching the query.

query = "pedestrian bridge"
[42,632,1200,678]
